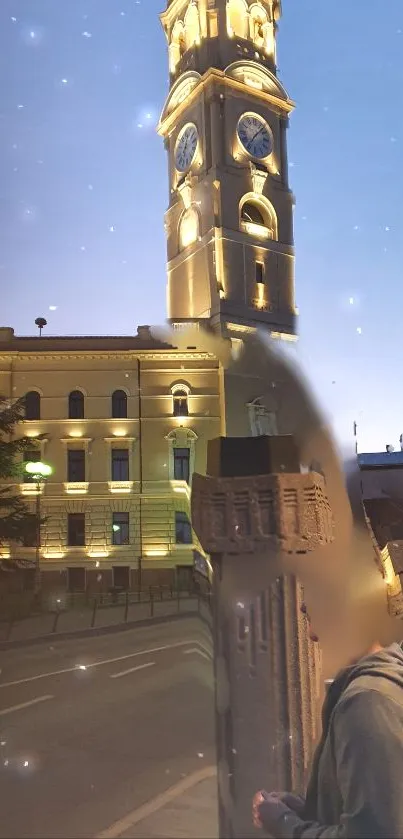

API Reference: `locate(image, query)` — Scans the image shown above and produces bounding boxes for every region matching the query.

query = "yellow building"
[0,0,297,593]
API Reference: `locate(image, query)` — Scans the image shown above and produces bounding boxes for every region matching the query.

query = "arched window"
[179,206,200,251]
[68,390,84,420]
[169,20,186,73]
[112,390,128,419]
[250,2,274,54]
[184,2,200,50]
[239,195,278,240]
[25,391,40,421]
[241,202,265,225]
[173,389,189,417]
[226,0,249,39]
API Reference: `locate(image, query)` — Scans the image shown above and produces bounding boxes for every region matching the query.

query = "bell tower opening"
[159,0,296,341]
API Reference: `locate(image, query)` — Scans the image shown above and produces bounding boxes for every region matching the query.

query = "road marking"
[95,765,217,839]
[0,639,209,690]
[110,661,155,679]
[183,647,212,662]
[0,694,54,717]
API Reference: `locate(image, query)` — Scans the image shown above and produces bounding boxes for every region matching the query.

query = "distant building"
[358,450,403,598]
[358,450,403,501]
[0,327,220,594]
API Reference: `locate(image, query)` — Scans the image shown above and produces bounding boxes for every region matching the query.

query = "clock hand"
[247,126,264,149]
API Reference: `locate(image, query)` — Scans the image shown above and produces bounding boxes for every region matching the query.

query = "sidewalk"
[97,767,218,839]
[0,595,210,650]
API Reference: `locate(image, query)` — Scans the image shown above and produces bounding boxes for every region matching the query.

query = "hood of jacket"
[322,642,403,731]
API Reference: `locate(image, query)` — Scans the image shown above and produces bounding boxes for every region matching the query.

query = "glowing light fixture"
[25,461,52,479]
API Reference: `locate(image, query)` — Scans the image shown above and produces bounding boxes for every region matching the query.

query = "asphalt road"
[0,618,215,839]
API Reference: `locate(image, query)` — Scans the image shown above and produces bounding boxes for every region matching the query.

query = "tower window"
[227,0,249,39]
[241,202,265,226]
[240,196,277,240]
[179,206,200,251]
[208,10,218,37]
[25,391,40,420]
[112,390,128,419]
[255,262,264,284]
[173,389,189,417]
[69,390,84,420]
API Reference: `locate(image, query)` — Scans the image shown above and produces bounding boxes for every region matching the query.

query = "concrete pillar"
[192,435,329,838]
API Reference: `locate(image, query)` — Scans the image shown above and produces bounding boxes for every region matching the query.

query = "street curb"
[0,609,201,651]
[95,765,217,839]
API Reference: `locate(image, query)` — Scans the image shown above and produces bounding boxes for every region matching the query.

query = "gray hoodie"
[271,642,403,838]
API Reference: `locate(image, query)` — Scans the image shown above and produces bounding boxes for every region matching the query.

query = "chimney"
[137,325,151,341]
[0,328,14,342]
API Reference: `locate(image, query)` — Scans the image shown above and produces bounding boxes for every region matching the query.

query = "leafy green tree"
[0,396,39,557]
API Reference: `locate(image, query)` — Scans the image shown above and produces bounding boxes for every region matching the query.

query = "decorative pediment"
[158,71,202,129]
[225,61,292,105]
[165,427,198,445]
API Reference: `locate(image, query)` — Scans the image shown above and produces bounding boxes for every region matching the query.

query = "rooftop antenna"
[353,420,358,455]
[35,317,47,336]
[400,434,403,452]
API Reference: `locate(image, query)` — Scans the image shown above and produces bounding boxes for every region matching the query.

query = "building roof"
[0,326,176,353]
[358,451,403,469]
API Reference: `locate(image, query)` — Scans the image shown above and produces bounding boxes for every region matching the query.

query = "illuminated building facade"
[0,0,297,592]
[160,0,297,339]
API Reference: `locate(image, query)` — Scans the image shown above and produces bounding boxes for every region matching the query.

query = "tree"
[0,396,40,560]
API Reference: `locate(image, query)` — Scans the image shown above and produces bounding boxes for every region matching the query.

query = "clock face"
[175,123,199,173]
[237,113,272,159]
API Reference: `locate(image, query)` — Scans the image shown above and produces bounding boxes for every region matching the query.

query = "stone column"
[192,435,331,838]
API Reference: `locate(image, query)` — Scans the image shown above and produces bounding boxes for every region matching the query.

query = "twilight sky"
[1,1,403,453]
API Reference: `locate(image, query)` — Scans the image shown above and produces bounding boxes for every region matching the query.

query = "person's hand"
[252,790,292,833]
[276,792,305,816]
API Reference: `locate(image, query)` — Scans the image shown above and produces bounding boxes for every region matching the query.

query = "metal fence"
[0,585,213,646]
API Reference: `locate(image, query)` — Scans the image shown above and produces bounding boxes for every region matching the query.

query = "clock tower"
[158,0,296,340]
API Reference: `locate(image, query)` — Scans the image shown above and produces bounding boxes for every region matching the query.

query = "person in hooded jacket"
[252,604,403,839]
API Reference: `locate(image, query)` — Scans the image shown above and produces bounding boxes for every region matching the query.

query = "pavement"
[98,767,218,839]
[0,617,217,838]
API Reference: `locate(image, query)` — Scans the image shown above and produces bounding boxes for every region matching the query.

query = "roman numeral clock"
[158,0,297,341]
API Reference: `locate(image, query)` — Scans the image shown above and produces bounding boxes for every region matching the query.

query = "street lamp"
[24,460,53,598]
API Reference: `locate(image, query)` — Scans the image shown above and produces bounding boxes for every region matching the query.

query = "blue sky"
[1,1,403,452]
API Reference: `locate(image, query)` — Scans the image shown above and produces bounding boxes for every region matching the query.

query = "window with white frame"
[111,449,129,482]
[171,383,190,417]
[166,428,198,484]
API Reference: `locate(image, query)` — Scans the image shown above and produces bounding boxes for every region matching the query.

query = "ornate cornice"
[158,66,294,137]
[0,350,216,362]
